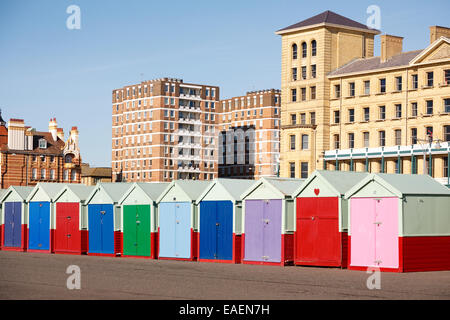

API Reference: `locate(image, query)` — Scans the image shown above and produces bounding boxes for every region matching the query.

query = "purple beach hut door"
[244,199,282,263]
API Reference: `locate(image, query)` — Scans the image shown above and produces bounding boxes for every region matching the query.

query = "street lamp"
[417,134,442,176]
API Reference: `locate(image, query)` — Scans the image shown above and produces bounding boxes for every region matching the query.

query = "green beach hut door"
[123,205,151,257]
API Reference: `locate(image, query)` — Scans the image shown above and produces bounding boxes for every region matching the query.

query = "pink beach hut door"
[351,198,399,269]
[374,198,399,269]
[350,198,376,268]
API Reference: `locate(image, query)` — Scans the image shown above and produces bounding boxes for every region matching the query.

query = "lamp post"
[417,134,442,176]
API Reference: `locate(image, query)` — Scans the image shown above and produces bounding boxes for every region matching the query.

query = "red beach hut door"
[56,203,80,253]
[296,197,340,266]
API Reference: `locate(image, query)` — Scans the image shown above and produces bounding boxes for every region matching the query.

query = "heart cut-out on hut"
[314,189,320,196]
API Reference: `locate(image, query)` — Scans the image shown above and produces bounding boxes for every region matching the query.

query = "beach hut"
[345,173,450,272]
[291,170,369,268]
[195,179,254,264]
[240,177,305,266]
[25,183,66,253]
[118,182,169,259]
[156,180,210,261]
[1,187,33,251]
[53,184,95,255]
[85,182,132,257]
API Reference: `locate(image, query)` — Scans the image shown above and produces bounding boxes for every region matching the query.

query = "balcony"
[64,163,76,169]
[177,154,202,162]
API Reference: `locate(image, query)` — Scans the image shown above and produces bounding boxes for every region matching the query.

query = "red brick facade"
[0,117,82,188]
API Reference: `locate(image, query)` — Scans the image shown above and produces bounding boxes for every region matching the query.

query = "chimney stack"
[7,119,26,150]
[69,126,79,145]
[381,35,403,63]
[430,26,450,44]
[57,128,64,140]
[48,118,58,141]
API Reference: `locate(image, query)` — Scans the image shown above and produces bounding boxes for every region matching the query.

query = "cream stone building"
[277,11,450,186]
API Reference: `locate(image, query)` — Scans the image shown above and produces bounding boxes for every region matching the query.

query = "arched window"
[292,43,298,60]
[301,42,307,58]
[311,40,317,56]
[64,154,74,163]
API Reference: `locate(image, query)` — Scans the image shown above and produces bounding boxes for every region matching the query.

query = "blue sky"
[1,0,448,167]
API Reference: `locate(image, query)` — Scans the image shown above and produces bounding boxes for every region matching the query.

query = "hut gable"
[242,178,304,200]
[197,179,255,203]
[345,173,450,199]
[86,183,132,205]
[26,183,66,202]
[157,180,210,203]
[294,171,370,198]
[54,185,95,203]
[0,186,33,203]
[119,182,169,205]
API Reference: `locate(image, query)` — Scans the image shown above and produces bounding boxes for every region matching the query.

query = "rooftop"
[328,50,423,77]
[276,10,380,34]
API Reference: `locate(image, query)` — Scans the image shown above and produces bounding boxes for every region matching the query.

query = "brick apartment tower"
[0,114,82,188]
[112,78,221,182]
[218,89,281,179]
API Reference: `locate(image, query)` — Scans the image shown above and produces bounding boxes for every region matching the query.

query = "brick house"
[0,115,82,188]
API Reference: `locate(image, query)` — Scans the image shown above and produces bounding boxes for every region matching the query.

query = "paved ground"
[0,251,449,300]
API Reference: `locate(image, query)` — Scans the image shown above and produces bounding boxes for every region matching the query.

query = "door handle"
[176,220,180,224]
[311,216,315,220]
[67,234,71,238]
[136,221,141,225]
[374,222,382,225]
[216,223,220,226]
[100,211,106,215]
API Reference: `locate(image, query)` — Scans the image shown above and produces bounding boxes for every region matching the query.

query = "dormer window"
[39,139,47,149]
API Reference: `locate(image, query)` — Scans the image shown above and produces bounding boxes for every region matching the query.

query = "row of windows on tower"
[290,112,316,126]
[292,40,317,59]
[291,87,316,102]
[292,65,316,81]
